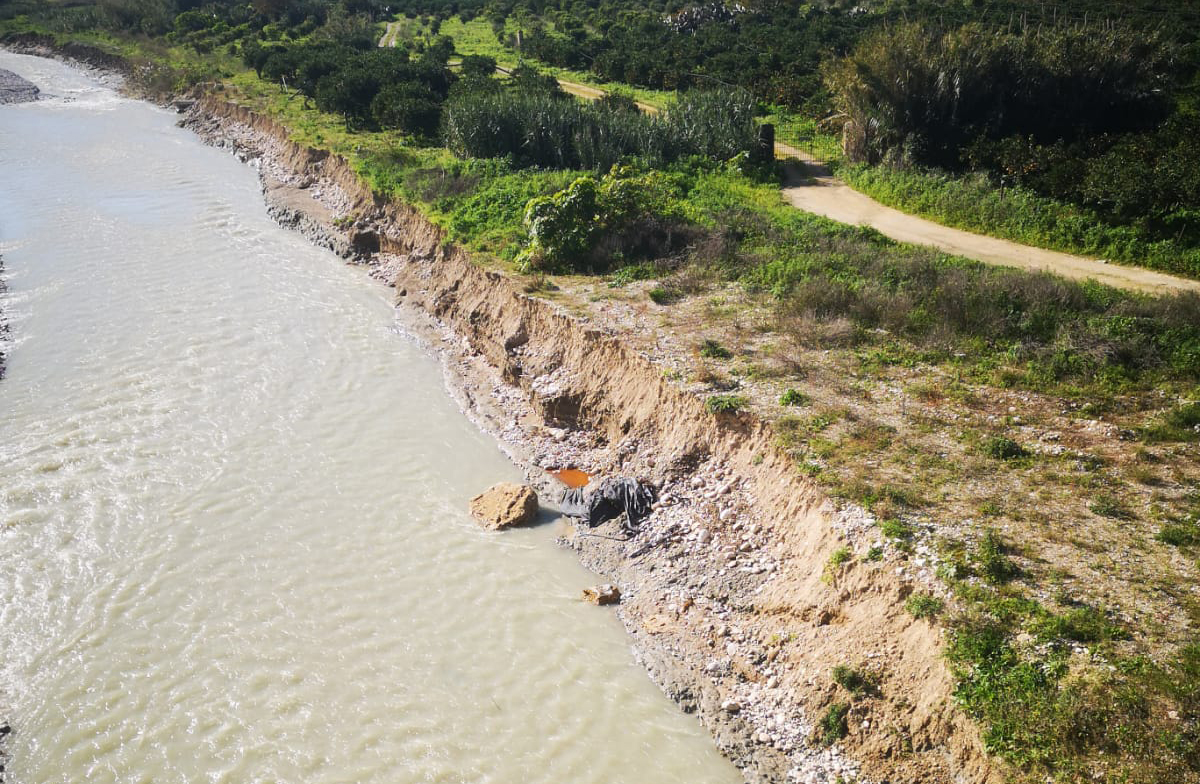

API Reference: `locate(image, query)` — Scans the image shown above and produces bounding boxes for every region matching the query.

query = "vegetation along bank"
[2,1,1198,782]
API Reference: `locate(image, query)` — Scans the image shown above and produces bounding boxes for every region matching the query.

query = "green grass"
[779,388,809,407]
[839,163,1200,280]
[815,702,850,746]
[832,664,872,695]
[905,593,945,619]
[698,339,732,359]
[705,394,749,414]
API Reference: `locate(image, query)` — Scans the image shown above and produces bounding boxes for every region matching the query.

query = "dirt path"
[782,164,1200,295]
[379,21,402,48]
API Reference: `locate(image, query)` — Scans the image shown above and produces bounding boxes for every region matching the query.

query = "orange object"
[552,468,591,488]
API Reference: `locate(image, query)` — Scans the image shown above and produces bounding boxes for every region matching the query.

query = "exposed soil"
[179,95,1006,784]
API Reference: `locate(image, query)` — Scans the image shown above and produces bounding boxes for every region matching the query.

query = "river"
[0,51,741,784]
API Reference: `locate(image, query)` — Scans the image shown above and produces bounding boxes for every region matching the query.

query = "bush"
[706,394,748,414]
[517,167,689,273]
[699,339,732,359]
[982,436,1029,460]
[779,388,810,406]
[815,702,849,745]
[906,593,945,619]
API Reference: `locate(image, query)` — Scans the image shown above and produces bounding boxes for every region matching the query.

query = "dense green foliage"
[442,83,757,170]
[517,166,690,272]
[244,38,453,133]
[825,17,1200,266]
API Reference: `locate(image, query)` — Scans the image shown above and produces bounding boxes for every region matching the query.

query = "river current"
[0,52,740,784]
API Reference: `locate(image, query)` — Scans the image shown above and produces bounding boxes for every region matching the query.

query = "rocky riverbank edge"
[0,44,1001,784]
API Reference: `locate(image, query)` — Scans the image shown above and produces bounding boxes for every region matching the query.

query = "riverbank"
[176,92,999,784]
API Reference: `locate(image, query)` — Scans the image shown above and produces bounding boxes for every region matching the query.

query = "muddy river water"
[0,51,741,784]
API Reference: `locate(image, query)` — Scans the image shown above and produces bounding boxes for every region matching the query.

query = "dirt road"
[782,164,1200,295]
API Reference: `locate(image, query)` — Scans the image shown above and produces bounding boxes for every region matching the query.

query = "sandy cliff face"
[183,95,1002,784]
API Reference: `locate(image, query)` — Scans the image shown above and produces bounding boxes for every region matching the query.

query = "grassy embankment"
[4,15,1199,783]
[839,164,1200,279]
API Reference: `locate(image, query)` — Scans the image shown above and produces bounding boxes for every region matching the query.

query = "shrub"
[779,388,810,407]
[706,394,748,414]
[828,546,852,568]
[699,339,732,359]
[974,529,1019,584]
[832,665,870,694]
[815,702,850,745]
[648,286,678,305]
[517,167,689,273]
[982,436,1029,460]
[906,593,945,619]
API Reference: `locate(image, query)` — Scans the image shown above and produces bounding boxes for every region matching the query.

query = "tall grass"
[442,86,757,171]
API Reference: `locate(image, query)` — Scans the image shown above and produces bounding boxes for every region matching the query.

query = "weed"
[699,339,733,359]
[865,545,884,561]
[978,500,1004,517]
[1158,521,1200,547]
[974,529,1019,584]
[828,546,852,568]
[982,436,1029,460]
[880,518,915,541]
[1089,493,1135,520]
[1031,605,1123,644]
[706,394,748,414]
[832,664,873,695]
[905,593,944,619]
[1142,400,1200,442]
[815,702,850,746]
[779,387,810,407]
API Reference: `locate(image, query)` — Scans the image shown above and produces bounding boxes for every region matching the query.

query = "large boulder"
[469,483,538,530]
